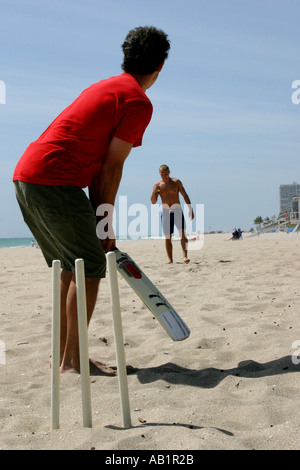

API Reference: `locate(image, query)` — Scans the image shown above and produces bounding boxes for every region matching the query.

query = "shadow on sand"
[105,356,299,435]
[131,355,299,389]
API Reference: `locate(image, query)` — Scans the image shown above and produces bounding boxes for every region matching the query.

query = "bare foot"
[51,358,117,376]
[167,260,173,264]
[183,257,190,264]
[60,364,80,374]
[89,359,117,376]
[49,356,79,374]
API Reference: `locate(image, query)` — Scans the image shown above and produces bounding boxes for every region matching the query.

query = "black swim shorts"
[14,181,106,278]
[161,206,185,236]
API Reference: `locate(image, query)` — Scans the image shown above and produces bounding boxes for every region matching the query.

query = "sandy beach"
[1,232,299,450]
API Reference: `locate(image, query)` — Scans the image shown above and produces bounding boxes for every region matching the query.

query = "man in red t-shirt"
[13,26,170,375]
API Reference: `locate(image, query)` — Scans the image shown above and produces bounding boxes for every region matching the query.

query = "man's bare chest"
[159,181,178,194]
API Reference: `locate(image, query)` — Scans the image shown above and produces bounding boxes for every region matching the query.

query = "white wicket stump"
[51,260,61,430]
[107,251,132,429]
[75,259,92,428]
[51,258,92,430]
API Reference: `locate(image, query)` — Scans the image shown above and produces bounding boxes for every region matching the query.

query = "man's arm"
[150,183,160,204]
[177,180,194,219]
[89,136,133,252]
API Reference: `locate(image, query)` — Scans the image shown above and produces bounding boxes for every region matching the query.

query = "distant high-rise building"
[279,182,300,214]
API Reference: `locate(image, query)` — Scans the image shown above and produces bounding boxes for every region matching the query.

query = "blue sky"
[1,0,299,237]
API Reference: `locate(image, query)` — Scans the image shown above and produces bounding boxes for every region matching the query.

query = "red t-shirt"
[13,73,153,188]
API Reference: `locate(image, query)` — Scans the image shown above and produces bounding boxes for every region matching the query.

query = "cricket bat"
[114,249,190,341]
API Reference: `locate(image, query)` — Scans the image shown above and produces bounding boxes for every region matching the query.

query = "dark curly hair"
[121,26,170,75]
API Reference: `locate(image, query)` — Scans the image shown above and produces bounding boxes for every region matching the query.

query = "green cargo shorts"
[14,181,106,278]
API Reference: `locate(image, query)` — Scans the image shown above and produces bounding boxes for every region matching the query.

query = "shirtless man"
[151,164,194,263]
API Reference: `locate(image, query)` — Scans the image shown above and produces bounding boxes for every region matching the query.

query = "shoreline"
[0,229,297,249]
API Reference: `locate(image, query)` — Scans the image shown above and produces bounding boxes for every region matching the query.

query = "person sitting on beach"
[229,228,240,240]
[13,26,170,375]
[151,164,194,264]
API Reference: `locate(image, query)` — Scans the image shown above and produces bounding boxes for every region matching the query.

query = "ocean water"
[0,238,36,248]
[0,235,161,249]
